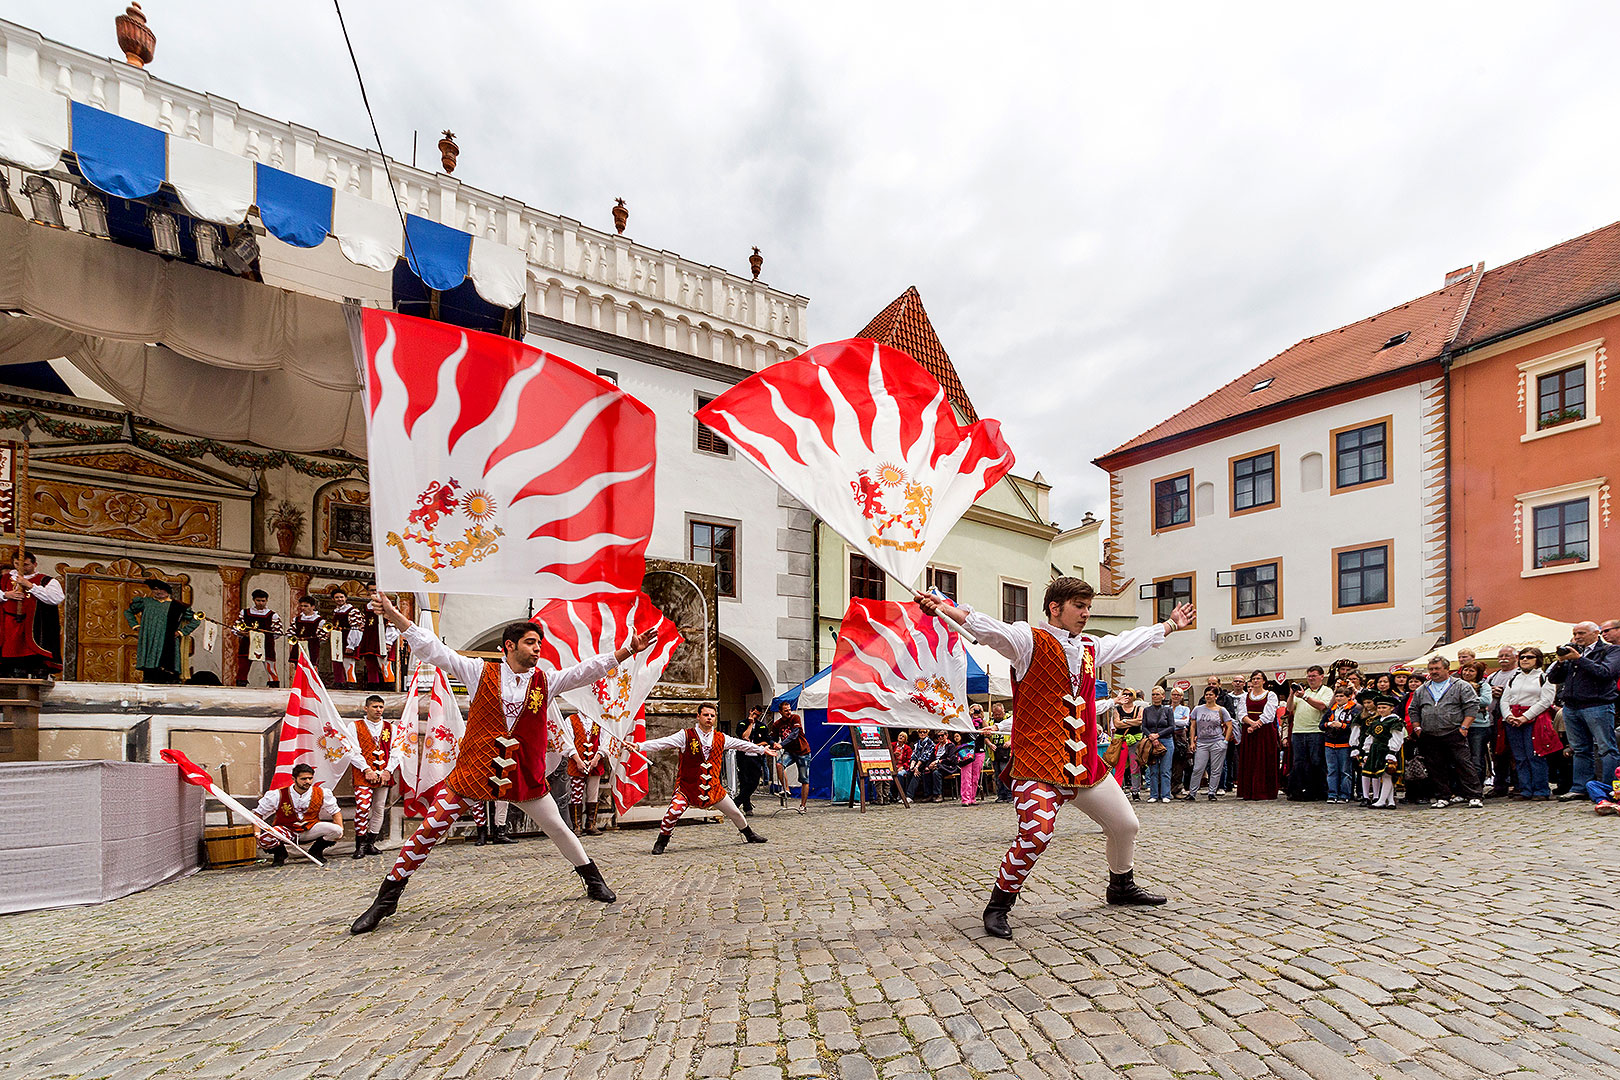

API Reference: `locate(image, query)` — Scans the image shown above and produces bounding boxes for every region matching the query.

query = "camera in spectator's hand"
[1557,643,1579,657]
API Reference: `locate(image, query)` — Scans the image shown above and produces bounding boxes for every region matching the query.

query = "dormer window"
[1250,377,1274,392]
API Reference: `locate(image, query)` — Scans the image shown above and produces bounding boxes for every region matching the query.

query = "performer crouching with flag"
[635,701,776,853]
[917,577,1193,939]
[350,588,653,934]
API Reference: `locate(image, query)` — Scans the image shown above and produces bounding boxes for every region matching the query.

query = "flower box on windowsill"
[1537,554,1586,569]
[1538,409,1586,430]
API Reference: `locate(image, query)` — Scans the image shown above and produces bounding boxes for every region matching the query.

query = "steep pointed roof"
[855,286,980,422]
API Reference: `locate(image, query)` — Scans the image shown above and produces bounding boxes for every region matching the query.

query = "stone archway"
[716,635,769,734]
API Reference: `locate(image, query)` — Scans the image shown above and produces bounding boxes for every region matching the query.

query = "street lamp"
[1458,597,1480,634]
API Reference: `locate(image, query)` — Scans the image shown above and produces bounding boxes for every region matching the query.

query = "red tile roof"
[1452,219,1620,350]
[854,286,980,422]
[1095,275,1477,464]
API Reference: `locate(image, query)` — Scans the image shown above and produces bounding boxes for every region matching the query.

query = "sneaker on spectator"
[1467,798,1483,808]
[1430,798,1449,809]
[1557,790,1582,801]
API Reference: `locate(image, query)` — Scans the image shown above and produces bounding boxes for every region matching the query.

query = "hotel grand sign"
[1212,621,1304,649]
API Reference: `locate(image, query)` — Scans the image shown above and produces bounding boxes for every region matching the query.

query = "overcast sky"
[11,1,1620,526]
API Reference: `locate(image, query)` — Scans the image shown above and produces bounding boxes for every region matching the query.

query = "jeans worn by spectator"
[1503,723,1550,797]
[1466,726,1494,793]
[1324,744,1353,800]
[1145,736,1175,800]
[1562,704,1619,789]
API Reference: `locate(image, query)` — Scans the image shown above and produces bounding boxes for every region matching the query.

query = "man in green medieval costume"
[124,579,200,683]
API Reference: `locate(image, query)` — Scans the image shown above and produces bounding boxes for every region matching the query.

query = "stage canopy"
[0,212,366,454]
[772,649,1000,712]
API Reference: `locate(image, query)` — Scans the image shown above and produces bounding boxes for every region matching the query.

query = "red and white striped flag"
[535,593,682,815]
[160,748,325,867]
[696,338,1014,588]
[827,599,975,732]
[270,651,358,790]
[358,309,656,599]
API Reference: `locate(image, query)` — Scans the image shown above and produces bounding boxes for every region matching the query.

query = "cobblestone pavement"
[4,797,1619,1080]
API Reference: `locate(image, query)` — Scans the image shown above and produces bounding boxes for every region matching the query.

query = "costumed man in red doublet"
[918,577,1194,939]
[351,588,654,934]
[254,762,342,866]
[0,550,63,677]
[327,586,365,689]
[635,701,775,854]
[567,711,611,837]
[352,583,398,691]
[347,694,402,859]
[232,588,284,688]
[287,595,326,667]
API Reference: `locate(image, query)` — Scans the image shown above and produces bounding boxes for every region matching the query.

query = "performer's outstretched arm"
[636,731,688,755]
[915,593,1032,672]
[551,629,657,695]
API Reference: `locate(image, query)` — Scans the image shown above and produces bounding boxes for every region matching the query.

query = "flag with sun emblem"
[356,309,657,598]
[534,593,683,815]
[827,599,974,732]
[696,338,1014,588]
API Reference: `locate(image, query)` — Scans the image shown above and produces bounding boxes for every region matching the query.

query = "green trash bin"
[831,746,855,802]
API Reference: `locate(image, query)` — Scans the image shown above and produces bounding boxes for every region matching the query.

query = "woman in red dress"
[1236,670,1281,800]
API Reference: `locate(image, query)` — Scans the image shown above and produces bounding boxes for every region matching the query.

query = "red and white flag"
[696,338,1014,588]
[358,308,656,598]
[160,748,324,867]
[401,666,465,817]
[389,662,429,809]
[827,599,974,732]
[535,593,683,815]
[270,651,358,790]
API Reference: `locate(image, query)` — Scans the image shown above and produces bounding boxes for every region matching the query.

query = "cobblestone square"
[3,798,1617,1080]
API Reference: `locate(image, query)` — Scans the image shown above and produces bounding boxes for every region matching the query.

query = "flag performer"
[254,763,343,865]
[348,694,406,859]
[634,701,776,854]
[350,588,653,934]
[159,749,327,868]
[917,577,1194,939]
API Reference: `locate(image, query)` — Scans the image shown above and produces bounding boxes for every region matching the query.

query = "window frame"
[1229,557,1282,625]
[1516,479,1604,577]
[1535,364,1586,431]
[1531,499,1590,570]
[1000,579,1030,625]
[849,551,887,602]
[925,564,960,601]
[693,391,733,458]
[1228,445,1280,516]
[1329,416,1393,495]
[1150,572,1196,628]
[1331,540,1395,614]
[1518,340,1603,442]
[1149,469,1195,534]
[686,514,740,598]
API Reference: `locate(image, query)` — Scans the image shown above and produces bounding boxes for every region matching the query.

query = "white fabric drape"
[469,236,527,308]
[0,214,366,454]
[0,78,68,171]
[167,136,254,224]
[332,189,404,272]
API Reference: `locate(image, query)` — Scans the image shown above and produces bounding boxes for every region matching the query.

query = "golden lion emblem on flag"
[386,477,505,584]
[907,675,964,721]
[851,463,933,553]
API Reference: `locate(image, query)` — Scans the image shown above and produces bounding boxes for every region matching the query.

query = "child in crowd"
[1359,693,1406,808]
[1323,688,1358,803]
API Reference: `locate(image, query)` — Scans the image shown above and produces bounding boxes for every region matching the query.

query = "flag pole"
[160,750,327,868]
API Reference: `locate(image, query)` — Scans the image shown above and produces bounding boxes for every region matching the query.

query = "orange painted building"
[1447,224,1620,637]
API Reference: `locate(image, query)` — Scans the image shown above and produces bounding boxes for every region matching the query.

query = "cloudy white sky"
[11,1,1620,525]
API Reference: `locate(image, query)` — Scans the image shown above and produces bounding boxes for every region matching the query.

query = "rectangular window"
[925,566,959,600]
[1234,561,1280,621]
[850,552,886,601]
[1533,499,1589,567]
[1153,575,1193,623]
[1001,582,1029,624]
[1536,365,1586,429]
[695,395,730,456]
[1232,450,1277,512]
[1333,420,1389,491]
[1336,544,1390,609]
[689,519,737,597]
[1152,472,1192,531]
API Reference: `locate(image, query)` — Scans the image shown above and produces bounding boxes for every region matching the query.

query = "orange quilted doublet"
[1009,629,1105,789]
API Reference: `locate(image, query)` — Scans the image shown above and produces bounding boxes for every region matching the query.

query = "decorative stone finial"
[438,130,459,174]
[749,246,763,280]
[612,197,628,235]
[115,3,155,68]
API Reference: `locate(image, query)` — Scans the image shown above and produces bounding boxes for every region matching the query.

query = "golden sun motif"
[461,489,498,522]
[876,462,907,487]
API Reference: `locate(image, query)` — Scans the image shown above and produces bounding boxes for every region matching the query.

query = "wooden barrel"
[203,825,259,868]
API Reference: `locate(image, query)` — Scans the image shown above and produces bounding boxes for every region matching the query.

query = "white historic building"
[1091,273,1474,688]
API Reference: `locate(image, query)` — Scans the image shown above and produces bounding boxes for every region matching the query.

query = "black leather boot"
[349,877,407,934]
[270,843,287,867]
[585,803,602,836]
[489,824,512,845]
[575,860,617,903]
[351,834,366,860]
[308,838,333,865]
[652,832,669,855]
[740,827,768,844]
[474,824,489,846]
[982,887,1018,938]
[1106,869,1167,906]
[363,834,380,857]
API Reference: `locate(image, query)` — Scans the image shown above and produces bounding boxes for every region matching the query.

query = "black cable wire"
[332,0,421,277]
